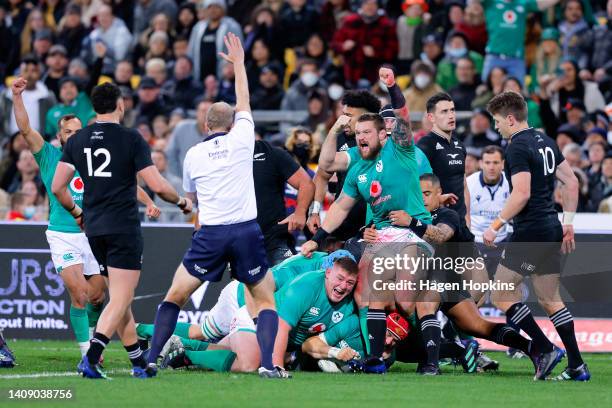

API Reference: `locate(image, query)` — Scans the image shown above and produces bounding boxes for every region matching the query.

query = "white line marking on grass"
[0,369,131,379]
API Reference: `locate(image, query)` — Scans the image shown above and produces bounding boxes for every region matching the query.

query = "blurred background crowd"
[0,0,610,222]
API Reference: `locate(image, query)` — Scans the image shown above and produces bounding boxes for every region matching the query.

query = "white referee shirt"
[467,171,511,243]
[183,111,257,226]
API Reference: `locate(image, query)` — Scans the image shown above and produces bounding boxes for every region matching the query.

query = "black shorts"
[88,233,144,276]
[499,223,563,276]
[266,243,295,267]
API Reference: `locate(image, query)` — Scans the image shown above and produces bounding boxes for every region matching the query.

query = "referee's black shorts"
[88,233,144,275]
[499,223,563,276]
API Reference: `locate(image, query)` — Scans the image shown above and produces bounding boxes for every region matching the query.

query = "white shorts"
[45,230,100,276]
[228,305,256,336]
[201,280,240,339]
[374,226,434,256]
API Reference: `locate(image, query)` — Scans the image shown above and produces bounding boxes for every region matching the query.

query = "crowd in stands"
[0,0,610,221]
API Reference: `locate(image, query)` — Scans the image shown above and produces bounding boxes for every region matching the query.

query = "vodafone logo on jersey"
[70,177,84,194]
[503,10,517,24]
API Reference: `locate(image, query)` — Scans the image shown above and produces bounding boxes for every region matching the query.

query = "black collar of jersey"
[203,131,228,142]
[430,130,455,144]
[509,127,534,141]
[479,171,504,188]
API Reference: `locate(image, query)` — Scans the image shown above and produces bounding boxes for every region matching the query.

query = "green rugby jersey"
[33,142,84,233]
[236,252,329,307]
[320,313,364,358]
[346,144,432,224]
[276,271,355,350]
[343,139,432,229]
[483,0,539,59]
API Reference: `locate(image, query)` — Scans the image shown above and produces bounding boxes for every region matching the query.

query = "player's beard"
[359,140,382,160]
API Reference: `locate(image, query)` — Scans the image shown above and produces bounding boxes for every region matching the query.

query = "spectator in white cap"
[188,0,243,82]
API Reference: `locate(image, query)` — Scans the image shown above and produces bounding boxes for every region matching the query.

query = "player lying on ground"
[155,259,359,373]
[11,76,160,359]
[136,250,356,350]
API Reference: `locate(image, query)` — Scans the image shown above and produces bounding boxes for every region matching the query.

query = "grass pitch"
[0,340,610,408]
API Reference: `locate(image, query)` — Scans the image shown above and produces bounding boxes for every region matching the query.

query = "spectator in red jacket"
[332,0,398,86]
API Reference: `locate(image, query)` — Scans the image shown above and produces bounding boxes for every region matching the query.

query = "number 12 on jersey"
[538,147,555,176]
[84,148,112,177]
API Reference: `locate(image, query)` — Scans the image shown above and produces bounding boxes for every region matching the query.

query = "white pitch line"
[0,368,131,380]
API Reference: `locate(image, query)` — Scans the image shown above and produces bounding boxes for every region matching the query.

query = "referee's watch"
[176,197,187,209]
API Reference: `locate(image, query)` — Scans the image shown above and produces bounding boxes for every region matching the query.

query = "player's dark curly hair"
[341,90,381,114]
[91,82,122,114]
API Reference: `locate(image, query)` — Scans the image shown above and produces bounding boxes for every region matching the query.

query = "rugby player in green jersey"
[136,250,355,346]
[302,67,435,373]
[11,76,160,358]
[158,258,359,374]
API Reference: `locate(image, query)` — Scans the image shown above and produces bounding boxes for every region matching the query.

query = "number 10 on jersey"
[538,147,555,176]
[84,148,112,177]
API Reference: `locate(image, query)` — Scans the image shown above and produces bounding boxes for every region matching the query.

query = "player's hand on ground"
[378,66,395,88]
[483,227,497,247]
[146,203,160,219]
[561,225,576,254]
[279,213,306,232]
[218,32,244,65]
[389,210,411,227]
[306,213,321,234]
[11,77,27,96]
[337,347,359,362]
[439,193,458,206]
[301,240,318,257]
[362,226,378,243]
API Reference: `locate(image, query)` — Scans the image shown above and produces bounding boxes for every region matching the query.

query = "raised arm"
[11,77,44,153]
[318,116,351,172]
[218,33,249,113]
[379,67,413,147]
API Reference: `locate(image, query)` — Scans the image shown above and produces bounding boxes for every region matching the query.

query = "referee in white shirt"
[146,34,284,378]
[467,145,511,275]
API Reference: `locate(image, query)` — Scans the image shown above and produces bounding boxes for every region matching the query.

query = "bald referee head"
[206,101,234,132]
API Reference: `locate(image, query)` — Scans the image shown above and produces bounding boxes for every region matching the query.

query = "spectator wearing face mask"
[436,30,483,91]
[402,61,442,113]
[280,59,328,132]
[396,0,429,74]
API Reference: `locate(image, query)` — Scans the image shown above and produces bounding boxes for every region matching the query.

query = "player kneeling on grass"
[161,259,359,373]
